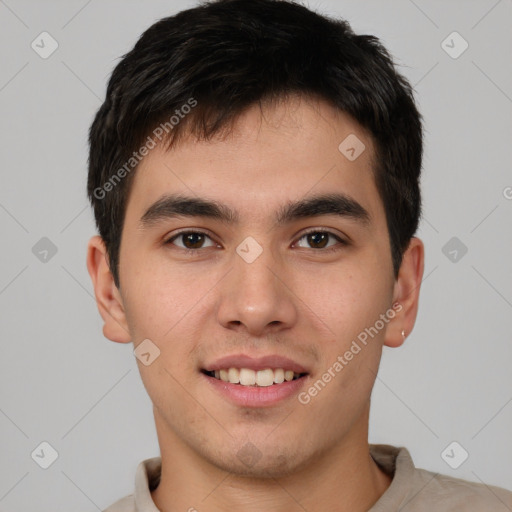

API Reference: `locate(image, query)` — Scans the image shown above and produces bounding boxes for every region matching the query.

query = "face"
[90,96,420,478]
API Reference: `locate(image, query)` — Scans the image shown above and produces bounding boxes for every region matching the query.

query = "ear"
[384,237,425,348]
[86,235,131,343]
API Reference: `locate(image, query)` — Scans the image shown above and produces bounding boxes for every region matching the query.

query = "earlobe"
[86,235,131,344]
[384,237,425,348]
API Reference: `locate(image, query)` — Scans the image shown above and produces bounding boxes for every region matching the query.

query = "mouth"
[201,367,308,387]
[200,354,311,406]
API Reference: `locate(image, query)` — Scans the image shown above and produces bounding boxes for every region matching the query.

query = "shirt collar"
[134,456,161,511]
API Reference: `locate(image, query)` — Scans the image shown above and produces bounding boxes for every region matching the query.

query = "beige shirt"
[103,444,512,511]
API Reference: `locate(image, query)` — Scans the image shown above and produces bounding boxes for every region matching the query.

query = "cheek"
[122,258,206,340]
[300,263,390,343]
[121,262,217,392]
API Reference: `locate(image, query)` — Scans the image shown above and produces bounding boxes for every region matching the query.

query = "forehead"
[125,96,385,230]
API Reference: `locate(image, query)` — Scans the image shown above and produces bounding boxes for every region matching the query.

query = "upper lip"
[203,354,309,374]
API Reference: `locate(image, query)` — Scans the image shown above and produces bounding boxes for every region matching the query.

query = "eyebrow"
[139,192,371,228]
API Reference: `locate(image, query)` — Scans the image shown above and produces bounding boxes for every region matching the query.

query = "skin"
[87,95,424,512]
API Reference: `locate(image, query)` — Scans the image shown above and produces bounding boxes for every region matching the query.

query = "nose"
[216,242,298,337]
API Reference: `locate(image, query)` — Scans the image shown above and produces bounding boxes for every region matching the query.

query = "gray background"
[0,0,511,510]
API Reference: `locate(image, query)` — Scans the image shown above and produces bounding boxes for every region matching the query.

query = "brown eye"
[306,232,329,248]
[295,230,345,250]
[166,231,215,250]
[182,233,205,249]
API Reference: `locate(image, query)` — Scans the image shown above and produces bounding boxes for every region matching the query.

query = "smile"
[202,367,307,387]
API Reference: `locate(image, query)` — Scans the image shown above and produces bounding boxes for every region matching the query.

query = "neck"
[151,407,391,512]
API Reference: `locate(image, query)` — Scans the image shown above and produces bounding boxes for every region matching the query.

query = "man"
[86,0,512,510]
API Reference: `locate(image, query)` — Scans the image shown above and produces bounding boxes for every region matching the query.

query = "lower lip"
[202,372,308,407]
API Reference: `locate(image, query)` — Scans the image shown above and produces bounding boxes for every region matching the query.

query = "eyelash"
[164,228,347,255]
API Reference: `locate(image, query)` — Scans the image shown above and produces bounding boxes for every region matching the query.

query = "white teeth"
[227,367,240,384]
[256,369,274,387]
[209,367,303,386]
[273,368,285,384]
[239,368,256,385]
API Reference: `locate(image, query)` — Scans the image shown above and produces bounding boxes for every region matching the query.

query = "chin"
[208,446,309,479]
